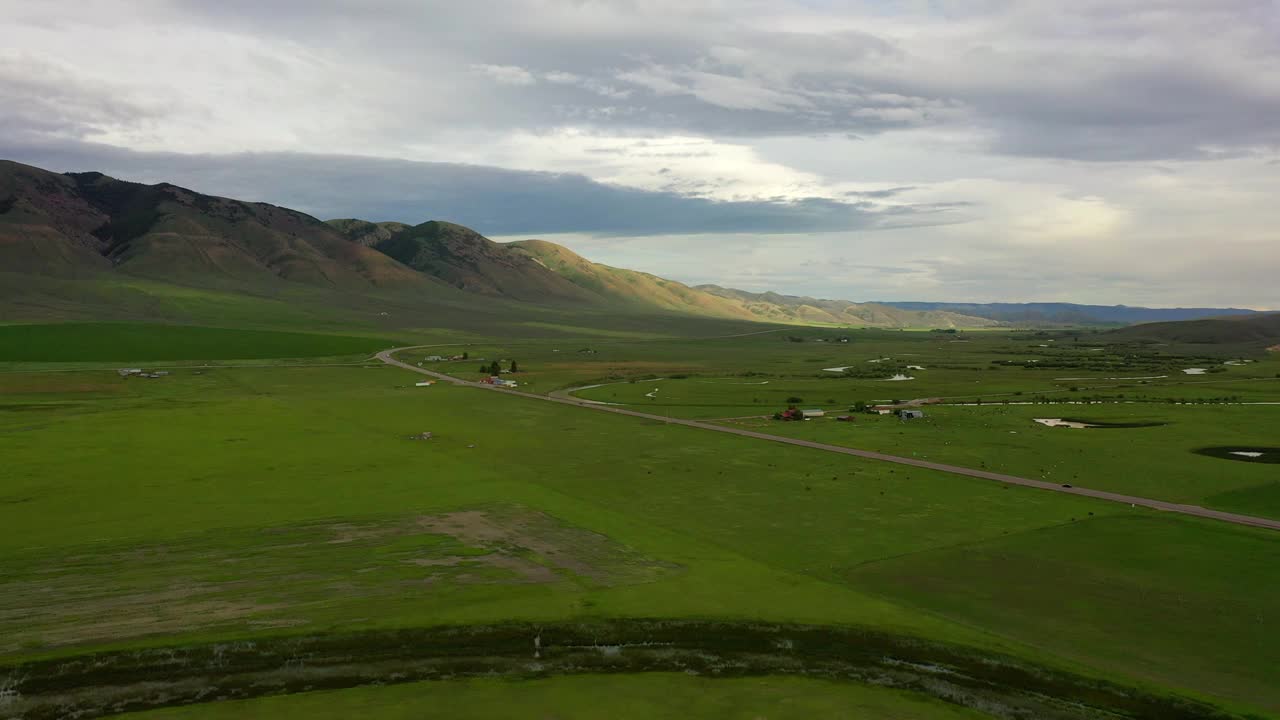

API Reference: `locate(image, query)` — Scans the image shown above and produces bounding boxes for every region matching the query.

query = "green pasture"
[2,362,1278,715]
[850,514,1280,712]
[0,365,1107,650]
[0,271,780,341]
[3,323,1279,717]
[119,673,996,720]
[395,328,1280,410]
[733,402,1280,517]
[0,322,396,362]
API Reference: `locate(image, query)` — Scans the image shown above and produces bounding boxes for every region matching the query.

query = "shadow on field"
[1193,447,1280,464]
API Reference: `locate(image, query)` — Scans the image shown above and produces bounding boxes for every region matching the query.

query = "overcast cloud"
[1,1,1277,307]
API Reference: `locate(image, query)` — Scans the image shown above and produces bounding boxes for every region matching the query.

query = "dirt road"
[377,347,1280,533]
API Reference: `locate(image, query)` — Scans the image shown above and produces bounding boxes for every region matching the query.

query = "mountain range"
[879,301,1260,325]
[0,159,1265,332]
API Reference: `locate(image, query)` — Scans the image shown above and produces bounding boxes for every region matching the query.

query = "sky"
[2,1,1278,308]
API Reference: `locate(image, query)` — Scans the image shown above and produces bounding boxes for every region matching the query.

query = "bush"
[786,396,804,404]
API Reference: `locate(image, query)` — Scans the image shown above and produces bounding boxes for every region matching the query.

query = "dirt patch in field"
[417,509,645,582]
[0,508,674,654]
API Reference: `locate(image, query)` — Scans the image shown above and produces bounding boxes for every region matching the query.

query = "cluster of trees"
[478,360,519,375]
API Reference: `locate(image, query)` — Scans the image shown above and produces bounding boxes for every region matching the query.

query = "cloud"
[842,187,916,199]
[6,1,1275,160]
[471,64,535,86]
[0,140,959,237]
[0,1,1277,307]
[0,51,166,143]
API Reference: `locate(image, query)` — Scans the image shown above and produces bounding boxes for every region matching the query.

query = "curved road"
[377,346,1280,533]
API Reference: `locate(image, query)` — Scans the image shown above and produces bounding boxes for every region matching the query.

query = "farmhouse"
[424,355,444,362]
[802,409,826,418]
[900,409,925,419]
[415,381,434,387]
[117,368,143,377]
[869,405,897,415]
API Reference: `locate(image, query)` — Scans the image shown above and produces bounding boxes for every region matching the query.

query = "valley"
[2,319,1278,719]
[2,161,1278,720]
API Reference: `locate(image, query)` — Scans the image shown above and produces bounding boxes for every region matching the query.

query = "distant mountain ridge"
[5,159,1252,333]
[694,285,999,328]
[878,301,1260,325]
[0,159,999,328]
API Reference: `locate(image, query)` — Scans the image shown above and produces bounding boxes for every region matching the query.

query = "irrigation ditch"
[0,620,1252,720]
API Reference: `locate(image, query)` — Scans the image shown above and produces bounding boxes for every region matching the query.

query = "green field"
[721,402,1280,516]
[119,673,997,719]
[0,322,396,362]
[2,322,1277,719]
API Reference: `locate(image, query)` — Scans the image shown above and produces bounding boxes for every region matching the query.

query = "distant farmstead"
[900,409,925,420]
[802,409,826,418]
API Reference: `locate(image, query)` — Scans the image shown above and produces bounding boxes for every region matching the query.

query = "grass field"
[849,514,1280,710]
[0,323,396,362]
[2,323,1277,718]
[117,673,997,719]
[728,402,1280,516]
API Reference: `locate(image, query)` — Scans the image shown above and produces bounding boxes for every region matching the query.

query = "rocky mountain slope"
[0,160,424,289]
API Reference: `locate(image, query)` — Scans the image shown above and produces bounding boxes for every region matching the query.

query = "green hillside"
[510,239,999,328]
[372,221,599,303]
[508,239,758,318]
[1107,312,1280,348]
[326,218,410,246]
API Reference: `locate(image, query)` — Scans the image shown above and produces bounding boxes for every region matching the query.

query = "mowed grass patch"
[0,322,395,362]
[116,672,996,720]
[848,514,1280,714]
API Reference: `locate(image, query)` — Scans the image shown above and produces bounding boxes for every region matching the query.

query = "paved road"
[377,347,1280,533]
